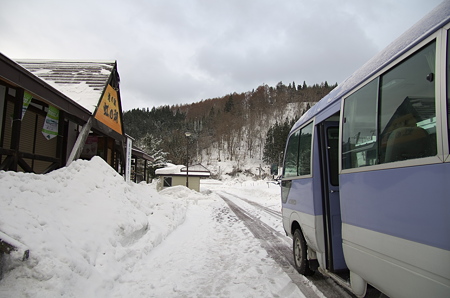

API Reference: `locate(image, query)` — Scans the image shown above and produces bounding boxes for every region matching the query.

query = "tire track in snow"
[218,192,356,298]
[218,193,323,298]
[221,191,282,219]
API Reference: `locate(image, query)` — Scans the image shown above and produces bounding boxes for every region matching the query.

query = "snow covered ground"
[0,157,310,297]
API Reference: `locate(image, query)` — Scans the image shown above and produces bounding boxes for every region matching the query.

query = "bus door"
[319,122,347,272]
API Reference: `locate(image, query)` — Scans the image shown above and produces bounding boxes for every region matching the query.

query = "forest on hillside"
[123,81,336,177]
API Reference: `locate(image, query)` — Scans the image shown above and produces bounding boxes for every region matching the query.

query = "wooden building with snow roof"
[0,54,132,174]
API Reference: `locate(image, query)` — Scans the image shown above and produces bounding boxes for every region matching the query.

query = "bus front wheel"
[293,229,314,276]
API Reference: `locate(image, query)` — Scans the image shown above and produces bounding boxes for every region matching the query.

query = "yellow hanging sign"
[94,84,123,134]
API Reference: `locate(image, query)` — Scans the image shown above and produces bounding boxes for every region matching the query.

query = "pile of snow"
[0,157,187,297]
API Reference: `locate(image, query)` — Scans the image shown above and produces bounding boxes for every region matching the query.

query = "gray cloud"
[0,0,443,111]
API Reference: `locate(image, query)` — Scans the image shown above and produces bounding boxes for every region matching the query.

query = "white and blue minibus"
[281,2,450,297]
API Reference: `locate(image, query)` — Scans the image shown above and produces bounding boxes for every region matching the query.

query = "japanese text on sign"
[94,84,123,134]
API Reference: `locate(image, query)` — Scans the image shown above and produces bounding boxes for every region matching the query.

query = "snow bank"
[0,157,187,297]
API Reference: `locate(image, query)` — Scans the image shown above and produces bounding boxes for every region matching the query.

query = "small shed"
[155,164,211,192]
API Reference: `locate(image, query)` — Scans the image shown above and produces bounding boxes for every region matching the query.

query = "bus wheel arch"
[292,228,315,276]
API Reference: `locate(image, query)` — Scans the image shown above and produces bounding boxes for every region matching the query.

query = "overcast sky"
[0,0,444,111]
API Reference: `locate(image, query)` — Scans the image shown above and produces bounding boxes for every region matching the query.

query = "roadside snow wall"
[0,156,187,297]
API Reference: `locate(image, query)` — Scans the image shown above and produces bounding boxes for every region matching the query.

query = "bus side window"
[298,122,313,175]
[283,122,314,177]
[342,79,378,169]
[379,41,437,163]
[343,40,438,169]
[283,130,300,178]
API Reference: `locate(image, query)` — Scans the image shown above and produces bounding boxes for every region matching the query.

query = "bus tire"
[293,229,314,276]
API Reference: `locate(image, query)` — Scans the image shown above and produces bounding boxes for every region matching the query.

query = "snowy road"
[111,180,355,297]
[112,195,307,297]
[217,190,356,298]
[218,193,322,298]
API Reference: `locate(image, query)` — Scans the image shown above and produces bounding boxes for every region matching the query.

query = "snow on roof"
[155,164,183,175]
[16,60,116,113]
[155,163,211,177]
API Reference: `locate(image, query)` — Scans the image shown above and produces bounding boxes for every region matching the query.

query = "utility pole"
[185,131,192,188]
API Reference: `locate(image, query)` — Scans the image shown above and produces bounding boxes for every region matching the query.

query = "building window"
[163,177,172,187]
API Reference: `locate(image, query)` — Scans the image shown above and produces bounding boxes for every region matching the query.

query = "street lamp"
[185,131,192,188]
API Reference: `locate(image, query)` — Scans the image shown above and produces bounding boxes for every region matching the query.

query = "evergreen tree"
[263,126,275,164]
[224,95,234,113]
[263,119,294,165]
[138,133,170,178]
